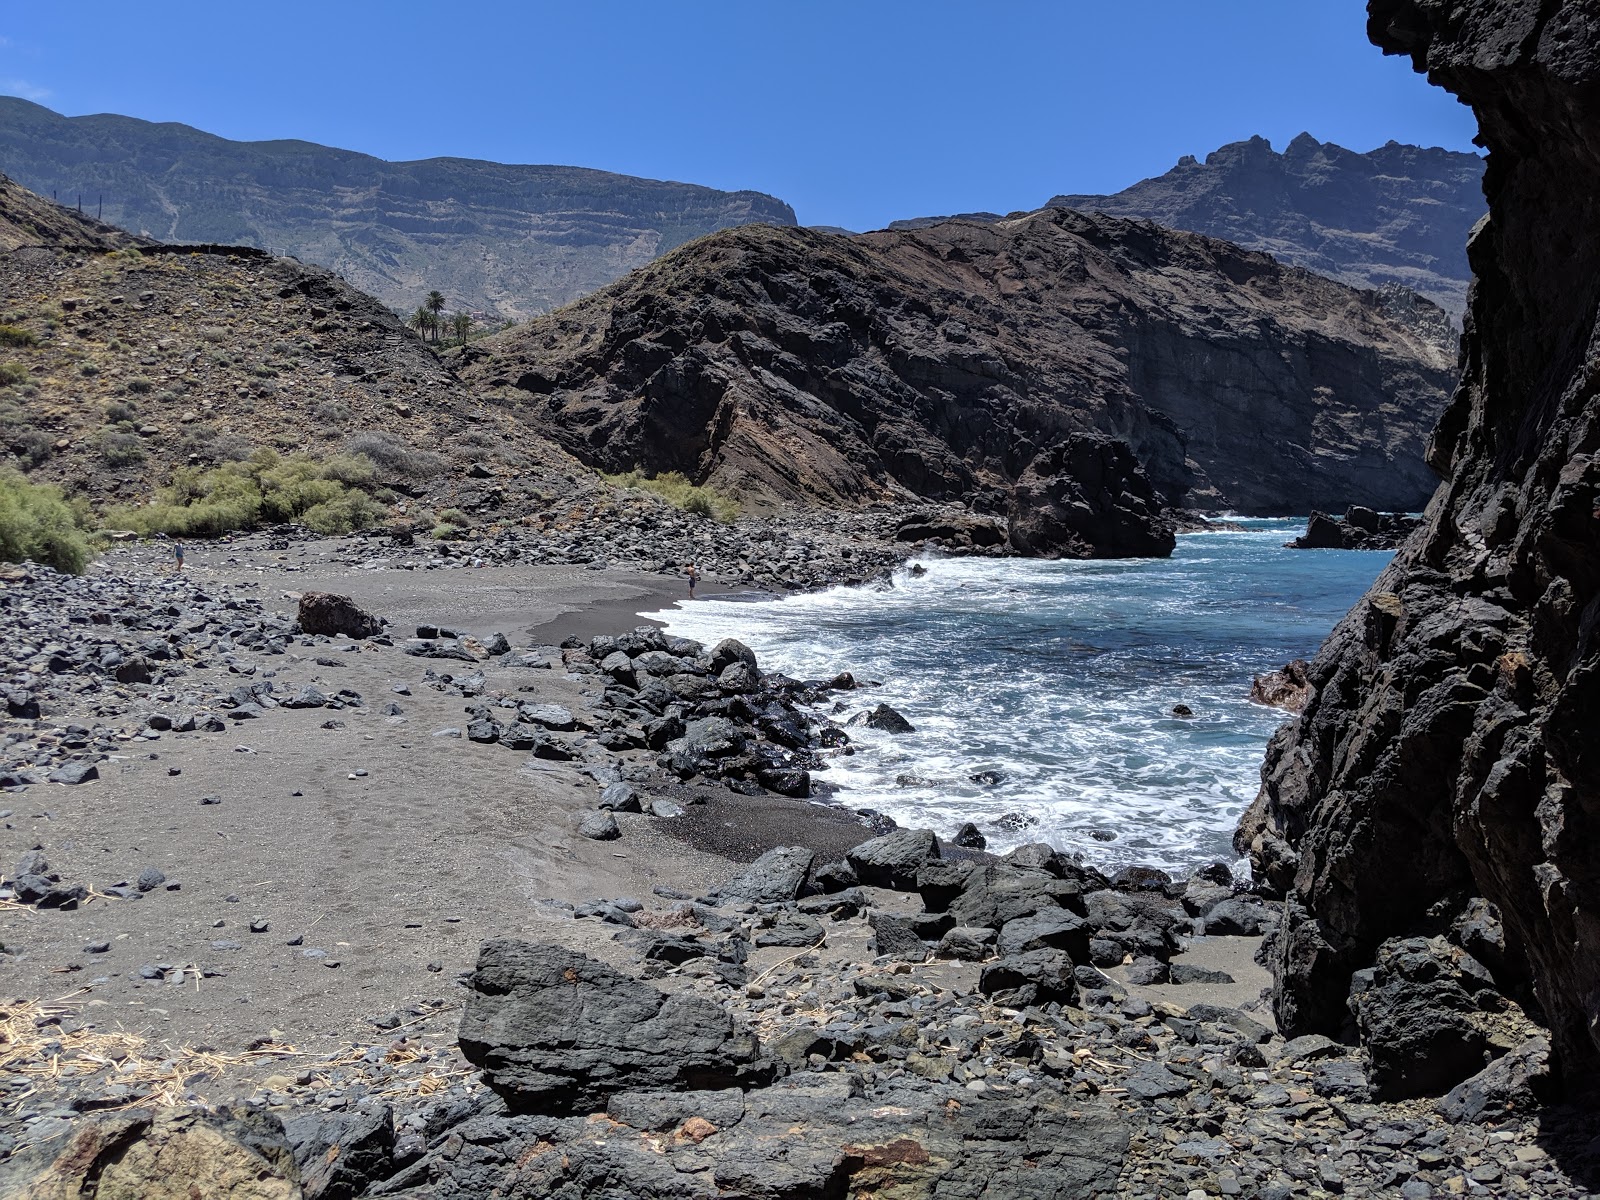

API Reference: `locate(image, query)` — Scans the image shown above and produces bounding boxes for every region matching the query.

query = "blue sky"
[1,1,1479,232]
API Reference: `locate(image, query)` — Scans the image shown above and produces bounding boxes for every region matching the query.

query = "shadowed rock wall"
[1241,0,1600,1084]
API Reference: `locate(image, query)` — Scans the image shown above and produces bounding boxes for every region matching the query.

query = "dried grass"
[0,996,301,1112]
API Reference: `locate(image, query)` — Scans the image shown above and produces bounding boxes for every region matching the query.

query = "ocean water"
[642,520,1389,873]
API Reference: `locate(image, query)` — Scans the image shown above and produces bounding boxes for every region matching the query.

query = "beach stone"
[708,638,758,675]
[1435,1036,1552,1123]
[937,925,997,961]
[1123,1062,1192,1102]
[648,798,686,819]
[457,940,771,1112]
[755,911,825,949]
[846,827,939,890]
[1170,962,1235,985]
[714,846,814,903]
[1201,897,1268,936]
[997,909,1091,963]
[135,867,167,892]
[47,761,99,785]
[812,858,859,893]
[869,912,929,962]
[978,949,1077,1007]
[952,821,986,849]
[916,859,975,911]
[599,783,643,812]
[849,702,915,733]
[521,703,576,731]
[599,651,637,687]
[717,661,761,693]
[481,631,512,656]
[948,865,1085,930]
[578,811,621,841]
[297,592,382,639]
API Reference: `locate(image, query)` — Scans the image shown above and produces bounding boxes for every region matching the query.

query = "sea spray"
[644,520,1390,872]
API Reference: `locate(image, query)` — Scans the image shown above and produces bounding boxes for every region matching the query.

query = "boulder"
[869,911,930,962]
[997,909,1091,963]
[1007,433,1175,559]
[1351,937,1499,1101]
[577,811,621,841]
[457,940,771,1112]
[297,592,382,639]
[708,638,758,675]
[1248,659,1311,712]
[1435,1036,1553,1124]
[714,846,814,903]
[6,1105,301,1198]
[846,827,939,890]
[848,703,916,734]
[978,949,1078,1007]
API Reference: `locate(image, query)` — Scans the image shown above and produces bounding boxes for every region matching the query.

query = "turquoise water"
[643,520,1388,872]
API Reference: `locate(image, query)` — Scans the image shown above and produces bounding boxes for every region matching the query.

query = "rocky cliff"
[1239,0,1600,1089]
[1047,134,1485,319]
[0,97,796,320]
[460,207,1457,517]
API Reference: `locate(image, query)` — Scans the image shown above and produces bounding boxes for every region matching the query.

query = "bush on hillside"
[104,449,387,538]
[0,469,94,573]
[345,431,445,479]
[604,469,740,524]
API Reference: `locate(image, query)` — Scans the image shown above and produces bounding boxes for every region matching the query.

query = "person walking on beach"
[687,562,699,599]
[173,540,185,572]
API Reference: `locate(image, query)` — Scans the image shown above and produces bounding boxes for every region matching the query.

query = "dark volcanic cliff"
[461,207,1456,516]
[1240,0,1600,1087]
[0,97,796,320]
[1048,134,1485,318]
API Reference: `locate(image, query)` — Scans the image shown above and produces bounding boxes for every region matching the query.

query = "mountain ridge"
[892,134,1484,318]
[0,96,797,321]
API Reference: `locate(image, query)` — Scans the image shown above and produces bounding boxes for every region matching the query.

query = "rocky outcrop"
[1008,433,1175,558]
[1239,0,1600,1088]
[1288,506,1421,550]
[1046,134,1484,319]
[0,97,795,320]
[463,207,1457,518]
[1249,660,1312,713]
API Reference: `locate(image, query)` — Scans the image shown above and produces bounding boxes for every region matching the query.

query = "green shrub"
[105,401,137,424]
[104,449,388,538]
[0,469,94,573]
[0,325,36,348]
[0,362,31,386]
[604,469,739,523]
[79,362,100,377]
[125,376,153,394]
[96,429,146,466]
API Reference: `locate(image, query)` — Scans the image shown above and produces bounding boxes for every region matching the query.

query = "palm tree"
[450,312,472,345]
[425,291,447,343]
[410,306,431,339]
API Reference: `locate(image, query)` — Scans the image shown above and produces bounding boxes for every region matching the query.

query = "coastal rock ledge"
[1239,0,1600,1093]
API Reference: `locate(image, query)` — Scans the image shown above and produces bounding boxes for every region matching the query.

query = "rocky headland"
[1238,0,1600,1142]
[461,206,1458,528]
[0,97,797,320]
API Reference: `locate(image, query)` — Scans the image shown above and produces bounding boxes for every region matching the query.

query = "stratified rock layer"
[1240,0,1600,1084]
[462,207,1457,516]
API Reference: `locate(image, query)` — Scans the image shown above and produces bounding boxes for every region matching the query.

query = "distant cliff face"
[1047,134,1484,318]
[0,97,796,320]
[1239,0,1600,1085]
[460,207,1456,515]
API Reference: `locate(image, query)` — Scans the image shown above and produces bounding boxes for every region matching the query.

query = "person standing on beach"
[687,562,699,599]
[173,540,185,572]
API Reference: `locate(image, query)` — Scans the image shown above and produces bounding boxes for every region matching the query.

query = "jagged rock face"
[1046,133,1484,319]
[463,207,1456,516]
[1240,0,1600,1084]
[0,97,796,320]
[1008,433,1175,558]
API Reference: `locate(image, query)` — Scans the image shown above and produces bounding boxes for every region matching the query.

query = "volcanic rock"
[296,592,383,640]
[1239,0,1600,1087]
[457,940,770,1112]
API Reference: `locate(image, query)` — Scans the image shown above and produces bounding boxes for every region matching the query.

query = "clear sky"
[0,1,1479,232]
